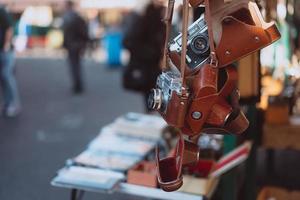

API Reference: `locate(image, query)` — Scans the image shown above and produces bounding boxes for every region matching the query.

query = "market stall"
[51,113,251,200]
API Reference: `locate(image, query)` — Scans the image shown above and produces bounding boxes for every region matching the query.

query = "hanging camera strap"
[180,0,189,89]
[162,0,175,70]
[156,0,190,192]
[162,0,189,89]
[204,0,218,66]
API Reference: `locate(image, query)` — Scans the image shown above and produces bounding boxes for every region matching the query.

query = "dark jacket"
[62,10,89,50]
[123,3,166,92]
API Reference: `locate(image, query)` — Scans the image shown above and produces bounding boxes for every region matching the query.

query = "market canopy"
[79,0,150,10]
[3,0,151,12]
[3,0,181,12]
[2,0,67,12]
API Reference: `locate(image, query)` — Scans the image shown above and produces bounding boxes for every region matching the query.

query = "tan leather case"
[172,0,281,72]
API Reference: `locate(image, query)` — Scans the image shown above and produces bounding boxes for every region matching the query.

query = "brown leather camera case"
[155,0,279,192]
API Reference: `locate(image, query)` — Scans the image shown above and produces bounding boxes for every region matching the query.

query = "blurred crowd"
[1,0,300,117]
[0,0,169,117]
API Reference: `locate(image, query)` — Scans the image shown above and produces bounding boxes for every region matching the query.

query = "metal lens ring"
[148,89,162,110]
[191,34,210,55]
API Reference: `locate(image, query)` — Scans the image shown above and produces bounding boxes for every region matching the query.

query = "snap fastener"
[192,112,202,120]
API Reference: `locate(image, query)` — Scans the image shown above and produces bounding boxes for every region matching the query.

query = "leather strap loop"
[156,134,184,192]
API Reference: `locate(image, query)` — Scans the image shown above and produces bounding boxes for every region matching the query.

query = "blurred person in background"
[0,4,21,117]
[62,0,89,94]
[122,1,165,112]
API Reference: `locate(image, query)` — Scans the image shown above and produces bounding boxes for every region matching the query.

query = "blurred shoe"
[4,104,21,118]
[72,85,84,95]
[0,106,4,117]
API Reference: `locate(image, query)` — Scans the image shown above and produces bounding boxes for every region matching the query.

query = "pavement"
[0,57,144,200]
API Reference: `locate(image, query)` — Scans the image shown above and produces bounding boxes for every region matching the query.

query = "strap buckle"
[209,52,218,67]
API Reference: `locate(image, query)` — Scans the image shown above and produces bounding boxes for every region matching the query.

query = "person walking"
[62,1,89,94]
[0,5,21,117]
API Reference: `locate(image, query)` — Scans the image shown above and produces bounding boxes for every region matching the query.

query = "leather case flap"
[184,94,219,135]
[206,98,232,127]
[216,15,277,67]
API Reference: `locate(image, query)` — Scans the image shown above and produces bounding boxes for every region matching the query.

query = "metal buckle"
[209,52,219,68]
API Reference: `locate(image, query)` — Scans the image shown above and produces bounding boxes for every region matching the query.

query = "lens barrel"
[148,89,162,110]
[191,34,209,55]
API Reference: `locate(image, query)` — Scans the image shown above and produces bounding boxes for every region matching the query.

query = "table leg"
[71,189,77,200]
[243,105,259,200]
[77,190,85,200]
[266,149,275,178]
[221,135,237,200]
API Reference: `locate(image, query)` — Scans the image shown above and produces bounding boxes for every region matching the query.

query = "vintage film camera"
[148,70,182,113]
[169,15,210,71]
[148,15,212,129]
[148,68,188,128]
[148,16,210,128]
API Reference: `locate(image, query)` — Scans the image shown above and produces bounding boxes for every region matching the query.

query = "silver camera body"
[148,69,183,113]
[169,15,210,70]
[149,16,209,112]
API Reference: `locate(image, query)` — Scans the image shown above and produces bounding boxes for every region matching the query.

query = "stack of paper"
[52,166,125,191]
[110,112,167,140]
[74,114,163,171]
[89,127,156,156]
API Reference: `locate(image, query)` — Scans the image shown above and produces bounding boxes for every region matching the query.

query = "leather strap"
[180,0,189,87]
[162,0,175,70]
[204,0,218,66]
[156,1,193,191]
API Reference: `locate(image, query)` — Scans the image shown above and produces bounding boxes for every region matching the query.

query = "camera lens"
[148,89,162,110]
[191,35,209,55]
